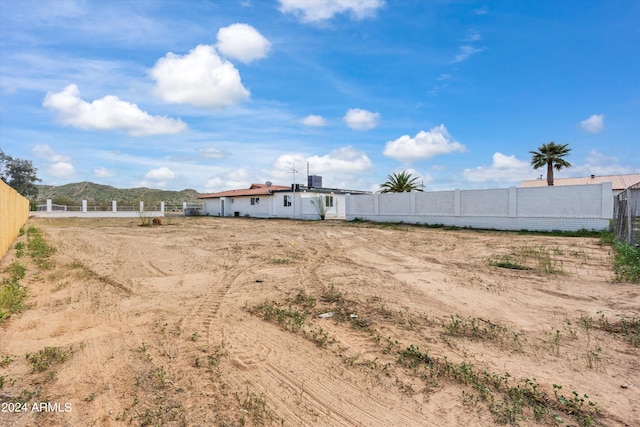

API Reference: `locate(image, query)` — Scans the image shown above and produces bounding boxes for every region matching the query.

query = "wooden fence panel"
[0,181,30,258]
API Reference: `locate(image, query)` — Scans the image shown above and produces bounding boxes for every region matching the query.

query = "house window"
[325,195,334,207]
[283,195,292,207]
[251,197,260,205]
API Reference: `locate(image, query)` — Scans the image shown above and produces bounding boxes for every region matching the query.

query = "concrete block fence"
[345,182,613,232]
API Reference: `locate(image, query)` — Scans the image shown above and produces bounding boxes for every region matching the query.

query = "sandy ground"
[0,216,638,427]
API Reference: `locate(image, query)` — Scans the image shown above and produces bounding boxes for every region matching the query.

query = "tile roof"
[199,183,290,199]
[520,173,640,190]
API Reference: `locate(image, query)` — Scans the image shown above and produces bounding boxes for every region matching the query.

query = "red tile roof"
[199,183,290,199]
[520,173,640,191]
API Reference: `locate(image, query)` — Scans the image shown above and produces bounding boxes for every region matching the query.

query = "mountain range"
[36,181,202,205]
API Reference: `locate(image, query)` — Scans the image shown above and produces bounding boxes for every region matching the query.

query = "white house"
[199,182,369,220]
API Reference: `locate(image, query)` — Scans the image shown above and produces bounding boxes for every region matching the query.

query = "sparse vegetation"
[26,226,56,269]
[0,260,28,322]
[486,244,564,274]
[611,240,640,282]
[1,217,633,426]
[25,346,69,372]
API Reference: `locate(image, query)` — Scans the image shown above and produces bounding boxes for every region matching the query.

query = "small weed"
[596,311,640,347]
[553,384,600,427]
[0,355,13,367]
[486,255,531,270]
[13,389,37,404]
[5,261,26,280]
[321,284,344,304]
[270,257,294,265]
[398,344,432,369]
[580,314,594,334]
[308,327,330,347]
[14,241,25,258]
[0,277,28,322]
[584,346,602,369]
[252,300,308,332]
[350,317,369,330]
[235,388,272,425]
[152,366,167,387]
[26,346,68,372]
[294,290,316,309]
[442,315,518,350]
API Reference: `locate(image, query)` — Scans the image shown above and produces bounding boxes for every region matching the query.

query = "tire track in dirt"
[221,316,432,426]
[180,258,260,343]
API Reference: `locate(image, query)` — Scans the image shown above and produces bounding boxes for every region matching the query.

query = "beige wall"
[0,181,30,258]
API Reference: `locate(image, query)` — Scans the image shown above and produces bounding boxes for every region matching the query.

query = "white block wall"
[346,183,613,231]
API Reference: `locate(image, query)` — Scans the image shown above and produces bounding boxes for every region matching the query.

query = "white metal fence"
[613,182,640,246]
[31,200,204,218]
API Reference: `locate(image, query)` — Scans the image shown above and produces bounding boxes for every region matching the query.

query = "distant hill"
[36,181,203,206]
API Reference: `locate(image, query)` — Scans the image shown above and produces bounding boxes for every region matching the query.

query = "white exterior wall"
[346,183,613,231]
[201,191,346,220]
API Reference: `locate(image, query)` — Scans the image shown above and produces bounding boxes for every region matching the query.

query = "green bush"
[613,241,640,282]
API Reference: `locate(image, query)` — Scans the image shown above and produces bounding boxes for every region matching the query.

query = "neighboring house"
[198,181,370,220]
[520,173,640,196]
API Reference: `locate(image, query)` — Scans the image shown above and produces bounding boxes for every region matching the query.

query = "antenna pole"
[287,162,301,220]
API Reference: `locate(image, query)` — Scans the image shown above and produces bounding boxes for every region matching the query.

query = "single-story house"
[520,173,640,196]
[198,181,370,220]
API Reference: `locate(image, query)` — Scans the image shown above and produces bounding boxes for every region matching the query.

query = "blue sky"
[1,0,638,193]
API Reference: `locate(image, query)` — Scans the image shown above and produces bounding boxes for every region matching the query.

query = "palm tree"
[529,142,572,186]
[379,171,423,193]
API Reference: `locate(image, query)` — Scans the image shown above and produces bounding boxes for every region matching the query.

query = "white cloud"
[572,150,638,176]
[33,144,70,162]
[271,146,371,178]
[197,147,226,159]
[94,166,115,177]
[301,114,327,127]
[216,23,271,64]
[43,84,187,136]
[464,32,482,42]
[226,168,250,181]
[383,124,466,162]
[463,152,531,183]
[271,153,309,178]
[203,169,255,193]
[344,108,380,130]
[151,45,250,109]
[145,167,175,181]
[48,161,76,179]
[580,114,604,134]
[453,46,485,63]
[279,0,384,22]
[307,146,372,173]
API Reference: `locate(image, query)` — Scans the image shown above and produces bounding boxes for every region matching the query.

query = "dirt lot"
[0,216,638,426]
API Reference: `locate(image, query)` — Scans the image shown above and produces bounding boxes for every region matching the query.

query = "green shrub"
[612,241,640,282]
